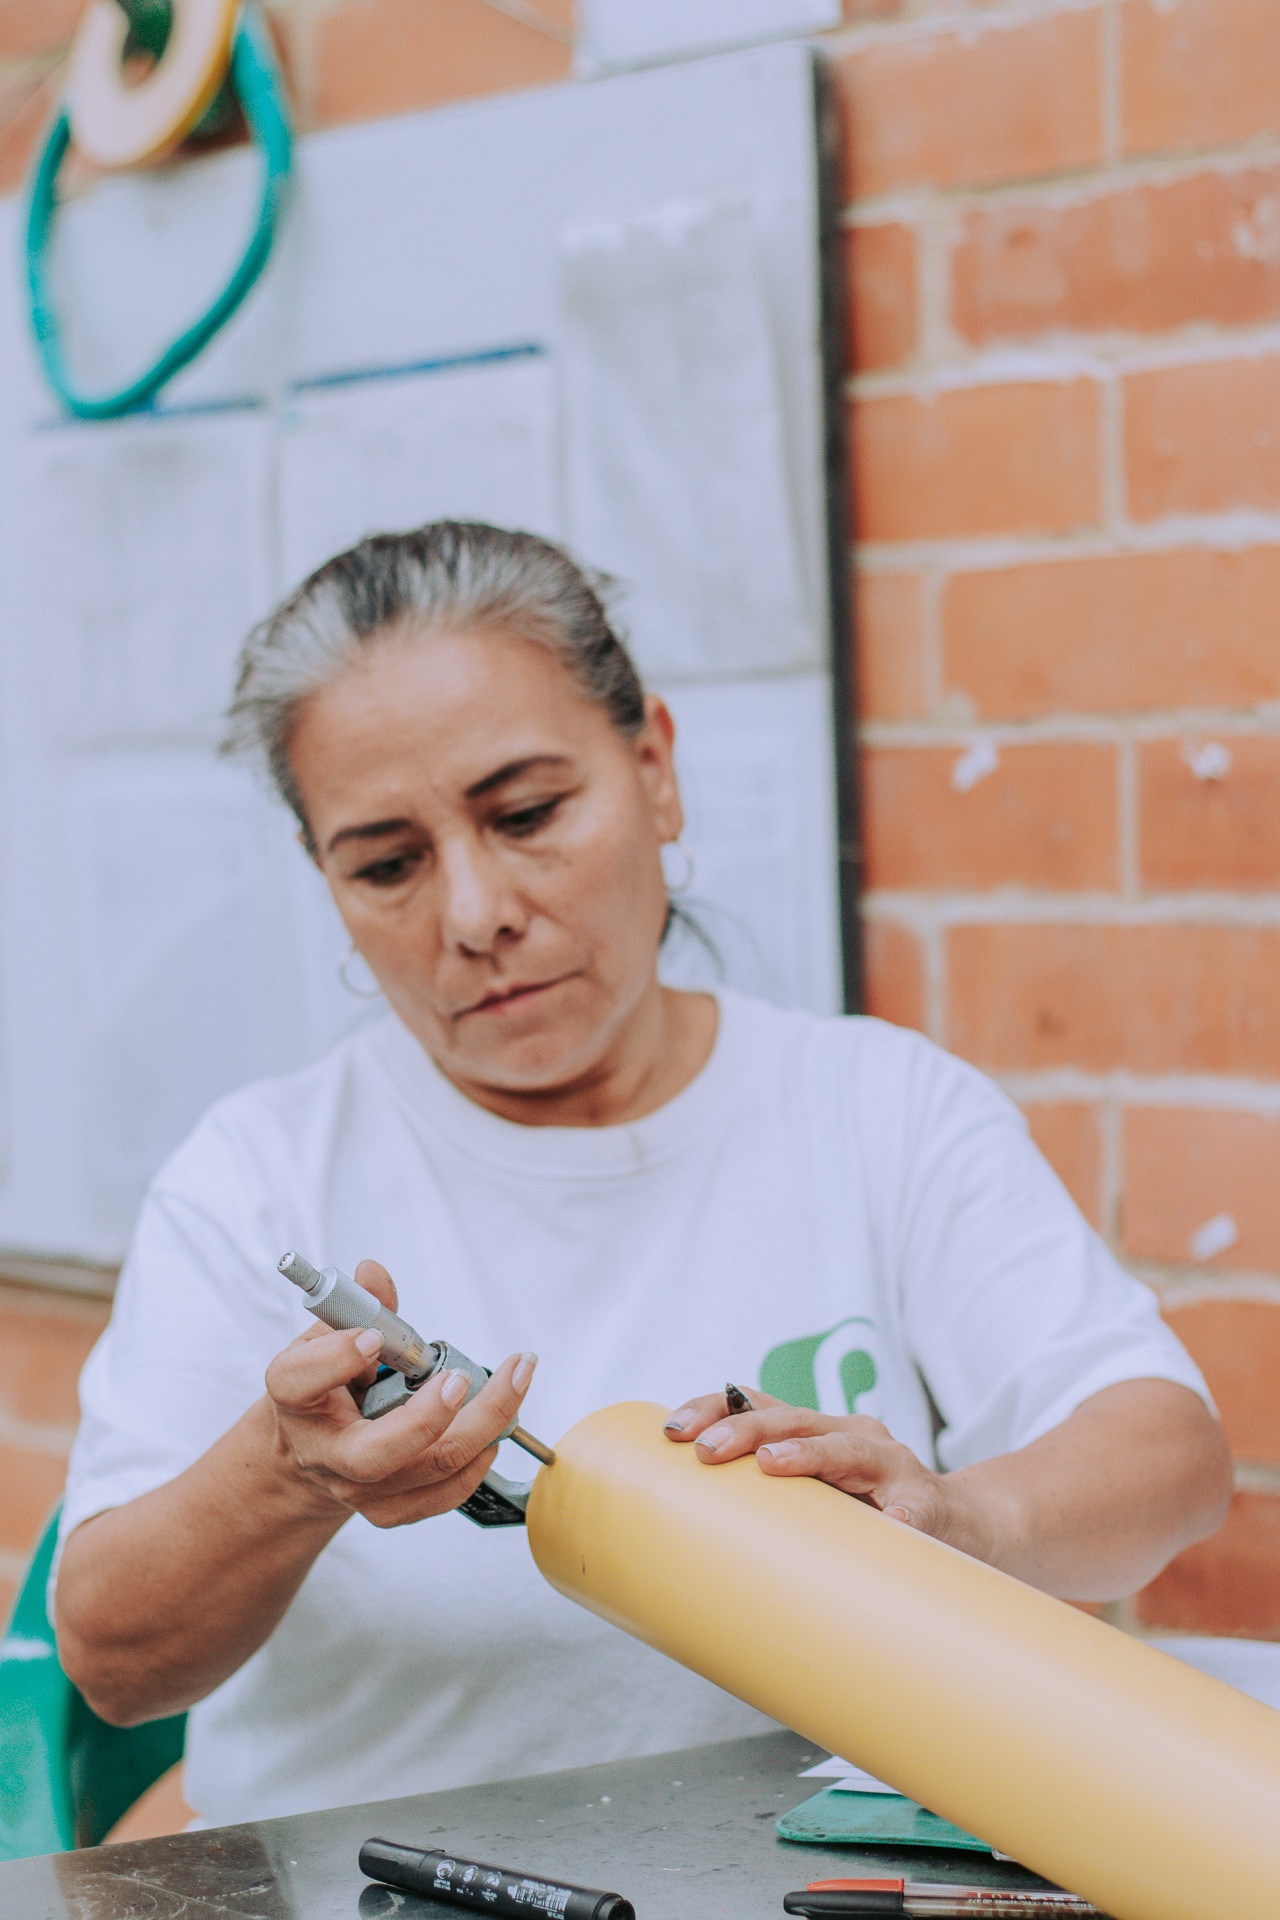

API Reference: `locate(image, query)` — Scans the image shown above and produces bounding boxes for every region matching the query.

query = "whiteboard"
[0,42,844,1260]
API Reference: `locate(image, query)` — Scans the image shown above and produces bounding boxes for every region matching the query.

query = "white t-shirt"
[59,992,1207,1825]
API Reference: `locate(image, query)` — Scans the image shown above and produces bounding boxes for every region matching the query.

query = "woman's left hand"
[662,1389,997,1565]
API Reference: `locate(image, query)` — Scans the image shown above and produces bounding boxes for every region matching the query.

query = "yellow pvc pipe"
[526,1402,1280,1920]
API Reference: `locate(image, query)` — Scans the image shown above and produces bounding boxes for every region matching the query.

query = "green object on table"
[778,1786,993,1854]
[0,1507,186,1861]
[24,1,292,421]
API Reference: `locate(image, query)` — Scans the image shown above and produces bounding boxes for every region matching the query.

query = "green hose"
[25,2,292,421]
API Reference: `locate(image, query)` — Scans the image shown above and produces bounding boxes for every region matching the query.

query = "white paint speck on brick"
[1182,741,1232,782]
[1190,1213,1239,1262]
[952,740,999,793]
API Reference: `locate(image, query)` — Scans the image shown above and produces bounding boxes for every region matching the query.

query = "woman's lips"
[462,976,570,1017]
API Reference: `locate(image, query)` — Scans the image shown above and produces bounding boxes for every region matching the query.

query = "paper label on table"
[799,1756,904,1797]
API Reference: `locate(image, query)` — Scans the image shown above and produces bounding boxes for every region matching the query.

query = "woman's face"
[289,624,683,1100]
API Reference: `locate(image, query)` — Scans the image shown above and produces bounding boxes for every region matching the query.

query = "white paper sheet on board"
[18,410,273,746]
[579,0,841,72]
[65,759,304,1239]
[277,354,560,589]
[559,194,816,683]
[658,674,840,1014]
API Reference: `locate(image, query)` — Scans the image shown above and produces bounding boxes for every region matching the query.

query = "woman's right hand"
[265,1259,536,1528]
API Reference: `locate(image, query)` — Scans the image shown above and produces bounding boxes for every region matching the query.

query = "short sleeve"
[56,1127,303,1559]
[877,1037,1212,1471]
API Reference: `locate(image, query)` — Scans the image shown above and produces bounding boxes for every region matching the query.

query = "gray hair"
[223,521,647,849]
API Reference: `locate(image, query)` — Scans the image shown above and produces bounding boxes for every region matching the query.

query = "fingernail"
[697,1424,730,1452]
[885,1505,912,1524]
[760,1441,800,1463]
[355,1330,383,1357]
[664,1407,694,1433]
[441,1368,470,1408]
[513,1351,538,1391]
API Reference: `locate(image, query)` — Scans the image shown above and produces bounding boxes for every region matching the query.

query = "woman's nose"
[438,839,521,953]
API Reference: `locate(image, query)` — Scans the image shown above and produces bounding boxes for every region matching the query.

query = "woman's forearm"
[55,1396,346,1726]
[56,1309,537,1727]
[671,1376,1232,1603]
[947,1379,1233,1601]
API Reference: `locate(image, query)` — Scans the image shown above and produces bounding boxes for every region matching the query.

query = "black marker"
[359,1839,635,1920]
[725,1381,755,1414]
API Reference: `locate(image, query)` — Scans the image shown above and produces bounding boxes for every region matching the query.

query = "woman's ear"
[635,694,684,842]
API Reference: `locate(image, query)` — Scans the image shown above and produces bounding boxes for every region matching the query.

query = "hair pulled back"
[224,521,647,848]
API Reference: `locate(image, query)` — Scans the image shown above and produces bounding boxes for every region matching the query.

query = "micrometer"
[278,1250,555,1527]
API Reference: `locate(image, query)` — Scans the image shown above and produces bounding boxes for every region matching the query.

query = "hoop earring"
[338,943,382,1000]
[662,836,695,896]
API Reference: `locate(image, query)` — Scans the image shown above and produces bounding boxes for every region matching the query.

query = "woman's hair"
[223,520,647,849]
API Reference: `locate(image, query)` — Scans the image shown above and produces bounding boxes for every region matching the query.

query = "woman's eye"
[353,852,418,886]
[498,797,562,838]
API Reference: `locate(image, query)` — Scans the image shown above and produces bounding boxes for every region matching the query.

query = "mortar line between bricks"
[816,0,1112,62]
[860,715,1280,747]
[1233,1462,1280,1495]
[847,320,1280,388]
[852,359,1280,407]
[1127,1262,1280,1298]
[0,1411,79,1455]
[863,889,1280,925]
[1151,1272,1280,1310]
[838,136,1280,225]
[853,520,1280,572]
[991,1069,1280,1112]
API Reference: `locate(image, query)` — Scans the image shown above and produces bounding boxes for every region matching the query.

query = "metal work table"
[0,1730,1058,1919]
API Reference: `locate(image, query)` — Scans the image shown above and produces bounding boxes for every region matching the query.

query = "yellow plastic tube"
[526,1402,1280,1920]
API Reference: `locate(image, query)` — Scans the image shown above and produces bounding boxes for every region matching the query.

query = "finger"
[409,1351,537,1481]
[354,1258,398,1313]
[323,1363,478,1481]
[327,1351,536,1486]
[280,1313,376,1365]
[755,1430,927,1509]
[691,1402,841,1463]
[352,1448,497,1527]
[871,1469,950,1536]
[267,1327,385,1412]
[287,1321,328,1345]
[663,1387,785,1443]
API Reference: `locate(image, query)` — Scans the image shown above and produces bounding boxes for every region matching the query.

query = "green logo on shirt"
[759,1318,879,1414]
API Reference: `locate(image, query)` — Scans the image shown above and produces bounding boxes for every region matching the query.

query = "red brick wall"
[840,0,1280,1638]
[0,1280,109,1623]
[1,0,1278,1638]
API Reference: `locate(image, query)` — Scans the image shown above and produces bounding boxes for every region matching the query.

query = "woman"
[54,523,1230,1828]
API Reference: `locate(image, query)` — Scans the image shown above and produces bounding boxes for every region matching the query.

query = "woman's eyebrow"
[326,817,413,855]
[324,757,574,853]
[465,753,573,800]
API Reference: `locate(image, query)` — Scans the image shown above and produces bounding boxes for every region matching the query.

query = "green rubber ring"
[25,2,292,421]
